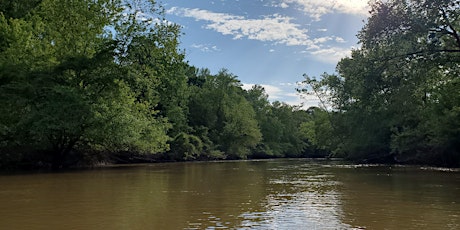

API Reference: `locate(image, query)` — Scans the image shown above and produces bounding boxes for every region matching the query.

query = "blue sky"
[162,0,369,107]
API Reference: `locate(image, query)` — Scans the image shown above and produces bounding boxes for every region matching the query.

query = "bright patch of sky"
[164,0,369,108]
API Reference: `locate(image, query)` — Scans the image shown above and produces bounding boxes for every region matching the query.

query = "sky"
[162,0,370,108]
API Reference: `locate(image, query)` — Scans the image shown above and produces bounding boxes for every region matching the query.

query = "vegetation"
[0,0,316,169]
[298,0,460,167]
[1,0,458,169]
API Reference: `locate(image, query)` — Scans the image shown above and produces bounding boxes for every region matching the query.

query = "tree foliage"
[0,0,173,168]
[298,0,460,166]
[187,69,262,159]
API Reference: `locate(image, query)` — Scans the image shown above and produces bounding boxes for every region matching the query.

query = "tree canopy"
[298,0,460,166]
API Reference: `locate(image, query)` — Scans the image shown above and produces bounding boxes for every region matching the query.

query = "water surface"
[0,159,459,229]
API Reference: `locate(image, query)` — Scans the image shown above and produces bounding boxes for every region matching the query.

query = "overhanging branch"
[373,48,460,62]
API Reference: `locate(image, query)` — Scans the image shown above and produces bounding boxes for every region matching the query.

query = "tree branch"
[440,8,460,49]
[373,48,460,62]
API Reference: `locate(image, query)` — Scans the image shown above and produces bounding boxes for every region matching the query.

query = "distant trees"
[298,0,460,166]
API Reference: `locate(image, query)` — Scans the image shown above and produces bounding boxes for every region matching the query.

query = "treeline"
[0,0,322,169]
[298,0,460,167]
[2,0,459,169]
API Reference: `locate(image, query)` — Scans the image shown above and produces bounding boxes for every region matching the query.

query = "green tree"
[188,69,262,159]
[119,11,189,136]
[299,107,336,157]
[270,102,310,157]
[244,85,313,158]
[0,0,42,19]
[0,0,173,168]
[244,85,283,157]
[298,0,460,166]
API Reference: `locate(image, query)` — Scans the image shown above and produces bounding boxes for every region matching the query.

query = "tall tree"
[188,70,262,159]
[298,0,460,166]
[0,0,174,168]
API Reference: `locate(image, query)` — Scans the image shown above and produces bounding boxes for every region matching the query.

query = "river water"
[0,159,459,229]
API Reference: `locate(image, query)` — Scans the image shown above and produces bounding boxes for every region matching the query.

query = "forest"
[0,0,459,169]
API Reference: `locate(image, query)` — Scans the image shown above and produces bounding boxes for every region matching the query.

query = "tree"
[0,0,42,19]
[299,107,336,157]
[0,0,174,168]
[298,0,460,166]
[244,85,280,157]
[188,70,262,159]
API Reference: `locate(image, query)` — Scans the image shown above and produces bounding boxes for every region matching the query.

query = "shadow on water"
[331,164,460,229]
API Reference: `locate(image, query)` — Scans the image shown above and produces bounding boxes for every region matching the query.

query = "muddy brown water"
[1,159,459,229]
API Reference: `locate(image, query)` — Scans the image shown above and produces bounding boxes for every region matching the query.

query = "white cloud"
[313,36,346,44]
[167,7,356,64]
[271,1,290,8]
[278,0,369,20]
[168,7,315,47]
[335,37,346,43]
[309,46,353,63]
[313,36,333,44]
[191,43,220,52]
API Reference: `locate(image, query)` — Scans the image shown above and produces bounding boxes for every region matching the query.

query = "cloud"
[335,37,346,43]
[313,36,333,44]
[278,0,369,20]
[313,36,346,44]
[309,46,353,63]
[167,7,355,64]
[279,82,296,86]
[191,43,220,52]
[168,7,315,47]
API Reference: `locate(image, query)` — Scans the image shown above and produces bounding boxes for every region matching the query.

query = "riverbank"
[3,149,458,174]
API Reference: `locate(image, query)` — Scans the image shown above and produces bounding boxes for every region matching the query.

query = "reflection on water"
[0,159,459,229]
[239,163,349,229]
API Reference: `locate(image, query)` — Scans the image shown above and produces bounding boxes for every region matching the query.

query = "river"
[0,159,459,229]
